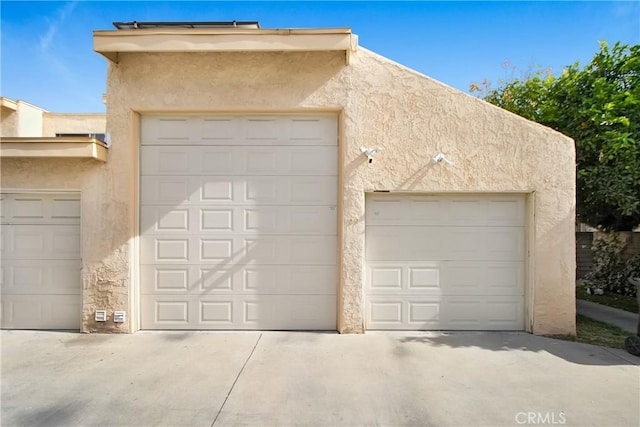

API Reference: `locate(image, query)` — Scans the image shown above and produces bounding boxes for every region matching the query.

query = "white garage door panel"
[141,115,337,330]
[1,193,81,330]
[366,194,525,331]
[141,146,337,176]
[141,116,338,146]
[367,262,525,296]
[0,194,81,224]
[140,235,337,265]
[140,265,337,295]
[141,205,336,235]
[141,295,336,329]
[141,176,337,206]
[367,195,525,226]
[366,227,524,261]
[2,226,80,259]
[2,260,81,294]
[1,295,80,329]
[367,296,524,330]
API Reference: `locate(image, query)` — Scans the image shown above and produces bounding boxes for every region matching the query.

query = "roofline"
[0,97,17,111]
[113,20,260,30]
[95,27,352,36]
[0,137,108,162]
[44,112,107,117]
[0,136,108,146]
[1,98,49,112]
[93,27,358,64]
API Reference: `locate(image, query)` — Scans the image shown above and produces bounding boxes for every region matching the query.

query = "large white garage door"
[0,193,81,329]
[140,115,337,330]
[366,194,525,330]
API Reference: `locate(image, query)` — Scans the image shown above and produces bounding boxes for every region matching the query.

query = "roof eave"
[93,28,358,64]
[1,97,18,111]
[0,137,108,162]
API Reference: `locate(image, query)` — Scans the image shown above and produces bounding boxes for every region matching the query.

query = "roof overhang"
[1,97,17,111]
[0,137,108,162]
[93,27,358,64]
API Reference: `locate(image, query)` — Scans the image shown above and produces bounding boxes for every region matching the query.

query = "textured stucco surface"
[1,106,17,137]
[16,102,44,137]
[43,113,106,137]
[2,108,113,331]
[0,157,128,332]
[3,46,576,334]
[1,102,106,138]
[1,101,44,137]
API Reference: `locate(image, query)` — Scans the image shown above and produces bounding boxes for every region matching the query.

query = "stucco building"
[0,22,576,335]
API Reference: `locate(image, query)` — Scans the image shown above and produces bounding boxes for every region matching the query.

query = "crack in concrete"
[602,345,640,365]
[211,333,262,426]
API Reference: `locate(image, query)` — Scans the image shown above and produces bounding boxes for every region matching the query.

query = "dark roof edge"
[113,21,260,30]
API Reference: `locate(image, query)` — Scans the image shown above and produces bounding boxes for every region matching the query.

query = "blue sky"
[1,1,639,113]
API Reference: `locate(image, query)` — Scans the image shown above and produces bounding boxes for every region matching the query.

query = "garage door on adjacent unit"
[0,193,81,329]
[366,194,525,330]
[140,115,338,330]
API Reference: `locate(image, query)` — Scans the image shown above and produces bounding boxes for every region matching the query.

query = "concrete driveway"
[1,331,638,427]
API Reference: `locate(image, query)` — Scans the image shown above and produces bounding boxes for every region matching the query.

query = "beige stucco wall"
[42,113,106,137]
[0,157,124,331]
[0,101,105,138]
[3,46,575,334]
[1,106,17,137]
[15,101,45,137]
[1,100,45,137]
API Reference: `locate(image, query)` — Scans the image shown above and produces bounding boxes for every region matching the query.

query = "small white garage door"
[0,193,81,329]
[366,194,525,330]
[140,115,337,330]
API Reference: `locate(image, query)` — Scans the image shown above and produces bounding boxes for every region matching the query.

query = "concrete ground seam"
[601,345,640,365]
[210,333,263,427]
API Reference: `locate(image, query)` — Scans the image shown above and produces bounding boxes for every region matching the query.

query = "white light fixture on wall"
[360,147,383,163]
[432,152,454,168]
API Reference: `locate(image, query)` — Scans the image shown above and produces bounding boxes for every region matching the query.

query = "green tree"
[472,42,640,231]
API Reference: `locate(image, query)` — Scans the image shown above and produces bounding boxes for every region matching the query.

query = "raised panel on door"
[140,294,337,330]
[1,295,80,329]
[141,146,337,176]
[140,235,337,265]
[1,194,80,225]
[366,261,525,297]
[140,265,337,295]
[366,296,524,330]
[141,115,338,146]
[366,226,524,262]
[142,204,337,236]
[2,260,82,295]
[140,175,337,206]
[366,195,525,227]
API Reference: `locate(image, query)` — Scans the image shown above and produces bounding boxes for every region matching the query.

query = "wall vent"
[113,311,126,323]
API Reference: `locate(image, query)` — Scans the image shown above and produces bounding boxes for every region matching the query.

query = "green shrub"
[624,255,640,295]
[584,234,639,297]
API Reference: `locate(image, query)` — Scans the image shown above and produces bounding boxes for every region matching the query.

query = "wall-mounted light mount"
[431,152,454,168]
[360,147,383,164]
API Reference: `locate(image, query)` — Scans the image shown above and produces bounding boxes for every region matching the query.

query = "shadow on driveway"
[395,331,639,366]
